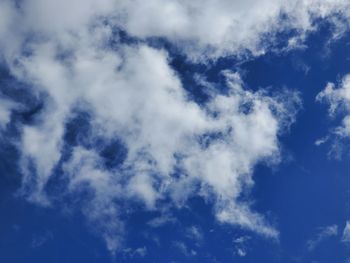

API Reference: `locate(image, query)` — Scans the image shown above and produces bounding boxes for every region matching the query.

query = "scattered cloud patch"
[342,221,350,243]
[0,97,17,130]
[317,75,350,158]
[233,235,251,257]
[31,230,53,249]
[314,136,329,146]
[122,247,147,258]
[185,226,203,243]
[147,213,177,228]
[306,225,338,251]
[173,241,197,257]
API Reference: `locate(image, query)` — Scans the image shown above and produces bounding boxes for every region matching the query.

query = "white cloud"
[31,230,53,249]
[147,213,177,228]
[314,136,329,146]
[62,146,124,253]
[20,110,65,205]
[123,246,148,258]
[12,41,290,248]
[186,226,203,239]
[306,225,338,251]
[342,221,350,243]
[1,0,350,62]
[115,0,350,60]
[0,97,16,129]
[0,0,348,254]
[233,235,251,257]
[316,75,350,157]
[236,248,247,257]
[173,241,197,257]
[11,29,298,246]
[317,76,350,119]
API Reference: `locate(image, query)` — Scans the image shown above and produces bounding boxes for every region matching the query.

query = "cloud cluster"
[0,0,349,253]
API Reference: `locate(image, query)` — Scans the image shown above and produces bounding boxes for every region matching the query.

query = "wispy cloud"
[31,230,54,249]
[173,241,197,257]
[147,213,177,228]
[316,75,350,158]
[306,225,338,251]
[341,221,350,243]
[185,226,203,242]
[122,247,147,258]
[233,235,251,257]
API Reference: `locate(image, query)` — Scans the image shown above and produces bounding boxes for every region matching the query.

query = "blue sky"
[2,1,350,262]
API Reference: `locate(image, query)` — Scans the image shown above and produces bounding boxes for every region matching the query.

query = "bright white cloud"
[0,0,349,253]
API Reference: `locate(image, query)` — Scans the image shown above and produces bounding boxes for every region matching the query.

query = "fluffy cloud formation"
[0,0,349,253]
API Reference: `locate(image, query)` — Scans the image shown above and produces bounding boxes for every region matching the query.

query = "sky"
[2,1,350,262]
